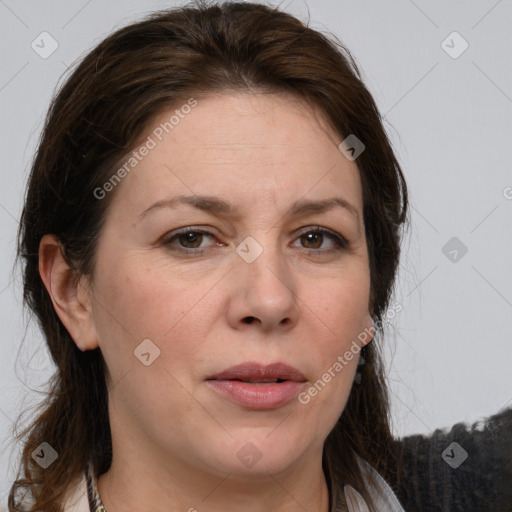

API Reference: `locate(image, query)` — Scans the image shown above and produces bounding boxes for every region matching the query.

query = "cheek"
[300,274,369,410]
[93,257,213,340]
[298,280,365,419]
[91,259,210,419]
[91,255,223,395]
[297,353,358,442]
[309,274,370,340]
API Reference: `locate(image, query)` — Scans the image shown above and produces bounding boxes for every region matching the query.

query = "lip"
[207,362,307,382]
[205,362,307,410]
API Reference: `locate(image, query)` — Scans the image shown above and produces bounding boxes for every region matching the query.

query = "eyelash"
[161,226,349,256]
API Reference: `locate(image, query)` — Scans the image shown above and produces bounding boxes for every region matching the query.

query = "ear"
[38,234,99,351]
[359,311,376,347]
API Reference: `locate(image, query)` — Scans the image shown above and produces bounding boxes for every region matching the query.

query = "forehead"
[106,91,364,219]
[162,91,340,155]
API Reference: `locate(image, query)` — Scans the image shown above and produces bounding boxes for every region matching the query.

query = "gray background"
[1,0,511,502]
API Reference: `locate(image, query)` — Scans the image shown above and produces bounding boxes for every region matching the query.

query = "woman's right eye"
[162,228,220,254]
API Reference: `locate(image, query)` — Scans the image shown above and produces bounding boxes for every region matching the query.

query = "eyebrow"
[138,194,361,226]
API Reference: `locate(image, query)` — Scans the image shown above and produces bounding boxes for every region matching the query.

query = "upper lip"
[206,362,306,382]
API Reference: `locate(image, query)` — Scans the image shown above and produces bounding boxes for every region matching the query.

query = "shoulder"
[394,407,512,512]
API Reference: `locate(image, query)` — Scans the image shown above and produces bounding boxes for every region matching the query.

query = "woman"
[9,2,409,511]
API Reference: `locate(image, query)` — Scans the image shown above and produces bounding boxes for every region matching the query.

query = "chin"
[204,432,310,478]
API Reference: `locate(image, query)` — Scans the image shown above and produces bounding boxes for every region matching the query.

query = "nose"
[226,236,299,333]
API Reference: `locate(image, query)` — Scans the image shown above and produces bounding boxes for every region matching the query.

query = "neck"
[97,445,331,512]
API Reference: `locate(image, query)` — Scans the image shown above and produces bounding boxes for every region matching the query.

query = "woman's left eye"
[292,227,348,253]
[161,226,348,254]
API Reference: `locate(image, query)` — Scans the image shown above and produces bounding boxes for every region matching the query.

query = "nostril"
[243,316,256,324]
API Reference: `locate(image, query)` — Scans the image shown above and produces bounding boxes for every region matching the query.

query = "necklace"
[86,461,108,512]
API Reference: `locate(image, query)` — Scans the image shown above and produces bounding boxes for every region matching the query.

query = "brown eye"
[177,231,203,248]
[293,227,348,253]
[162,228,218,253]
[300,231,323,249]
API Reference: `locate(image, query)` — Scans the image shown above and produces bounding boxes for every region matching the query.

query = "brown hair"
[10,1,409,510]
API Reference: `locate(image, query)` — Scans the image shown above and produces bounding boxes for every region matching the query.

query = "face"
[84,92,373,479]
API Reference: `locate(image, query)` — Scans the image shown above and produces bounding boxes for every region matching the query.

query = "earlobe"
[38,234,99,351]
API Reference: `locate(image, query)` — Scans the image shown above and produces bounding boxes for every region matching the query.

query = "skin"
[39,91,375,512]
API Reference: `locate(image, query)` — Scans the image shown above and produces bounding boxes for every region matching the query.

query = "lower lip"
[206,380,305,410]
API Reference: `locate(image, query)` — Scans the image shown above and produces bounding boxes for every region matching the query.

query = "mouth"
[205,362,307,410]
[223,378,287,384]
[206,362,307,383]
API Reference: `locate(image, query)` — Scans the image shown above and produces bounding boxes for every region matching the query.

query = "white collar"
[343,457,406,512]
